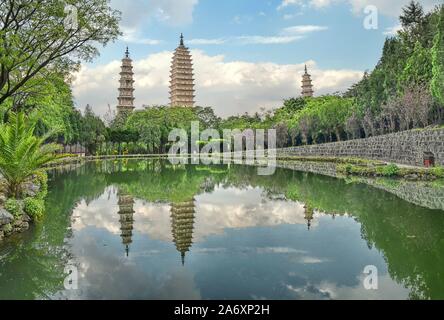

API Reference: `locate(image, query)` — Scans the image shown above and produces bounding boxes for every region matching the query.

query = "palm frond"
[0,111,61,198]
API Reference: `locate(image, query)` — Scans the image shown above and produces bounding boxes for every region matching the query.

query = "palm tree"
[0,112,61,198]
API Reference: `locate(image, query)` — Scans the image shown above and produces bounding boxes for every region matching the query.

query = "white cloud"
[187,25,327,46]
[282,25,329,34]
[236,35,304,44]
[121,27,162,45]
[110,0,198,27]
[310,0,334,8]
[278,0,304,11]
[277,0,442,16]
[187,35,303,46]
[72,50,363,117]
[383,24,402,36]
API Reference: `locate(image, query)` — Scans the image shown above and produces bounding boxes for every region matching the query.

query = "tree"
[400,41,433,89]
[194,106,221,129]
[274,122,288,148]
[0,112,61,198]
[80,104,106,154]
[400,1,424,28]
[345,112,362,139]
[431,6,444,106]
[103,104,116,127]
[0,0,121,105]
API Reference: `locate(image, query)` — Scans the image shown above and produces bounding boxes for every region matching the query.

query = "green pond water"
[1,159,444,300]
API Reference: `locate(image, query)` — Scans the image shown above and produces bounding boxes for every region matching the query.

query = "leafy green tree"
[400,41,433,89]
[124,106,199,154]
[431,6,444,106]
[194,106,221,129]
[0,112,61,198]
[0,0,121,105]
[80,104,106,154]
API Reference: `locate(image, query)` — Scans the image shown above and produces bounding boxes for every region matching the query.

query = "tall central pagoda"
[117,47,135,114]
[169,34,195,107]
[170,198,196,266]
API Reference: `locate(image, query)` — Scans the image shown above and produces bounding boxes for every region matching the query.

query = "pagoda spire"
[116,47,135,114]
[170,198,196,266]
[301,64,314,98]
[169,34,195,107]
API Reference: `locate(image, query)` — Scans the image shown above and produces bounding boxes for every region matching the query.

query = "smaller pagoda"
[116,47,135,115]
[301,65,314,98]
[303,204,314,231]
[117,190,135,257]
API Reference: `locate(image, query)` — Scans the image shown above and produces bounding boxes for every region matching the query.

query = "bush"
[381,164,400,177]
[344,164,353,174]
[23,197,45,220]
[430,166,444,178]
[33,171,48,199]
[5,198,22,217]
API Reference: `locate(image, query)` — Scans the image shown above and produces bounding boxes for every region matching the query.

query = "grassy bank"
[276,155,444,180]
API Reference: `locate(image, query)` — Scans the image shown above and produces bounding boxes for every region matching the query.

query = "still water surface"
[1,160,444,299]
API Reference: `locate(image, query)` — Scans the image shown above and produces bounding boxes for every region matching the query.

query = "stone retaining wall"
[275,160,444,211]
[277,128,444,166]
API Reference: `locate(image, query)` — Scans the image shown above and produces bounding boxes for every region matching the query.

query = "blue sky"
[97,0,422,69]
[74,0,441,116]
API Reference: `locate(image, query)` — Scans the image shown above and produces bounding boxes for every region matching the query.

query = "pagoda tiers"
[301,65,314,98]
[170,198,196,265]
[169,34,195,107]
[117,189,135,257]
[116,47,135,114]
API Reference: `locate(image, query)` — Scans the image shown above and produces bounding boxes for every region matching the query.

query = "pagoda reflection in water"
[117,189,135,257]
[170,198,196,266]
[304,204,314,231]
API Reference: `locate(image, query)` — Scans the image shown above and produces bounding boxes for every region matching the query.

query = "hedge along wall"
[277,128,444,167]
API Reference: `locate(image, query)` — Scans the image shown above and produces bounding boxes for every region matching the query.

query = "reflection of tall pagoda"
[301,65,314,98]
[117,190,135,257]
[304,204,314,231]
[169,34,195,107]
[170,198,196,265]
[116,47,135,115]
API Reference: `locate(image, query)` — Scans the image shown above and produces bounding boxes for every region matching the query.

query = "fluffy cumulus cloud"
[277,0,442,16]
[111,0,198,28]
[72,50,363,117]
